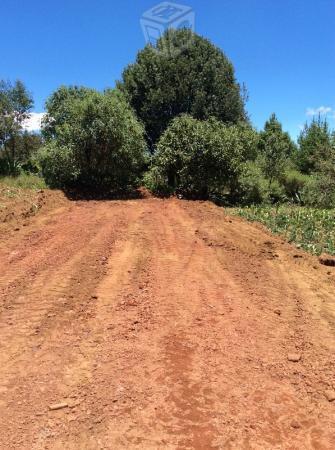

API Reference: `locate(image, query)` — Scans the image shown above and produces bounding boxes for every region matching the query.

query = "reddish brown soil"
[0,195,334,449]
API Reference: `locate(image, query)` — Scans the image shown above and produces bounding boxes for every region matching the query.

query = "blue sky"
[1,0,334,138]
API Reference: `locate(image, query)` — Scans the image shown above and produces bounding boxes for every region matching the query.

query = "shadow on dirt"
[62,186,153,202]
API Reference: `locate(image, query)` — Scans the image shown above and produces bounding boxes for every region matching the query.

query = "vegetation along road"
[0,192,334,449]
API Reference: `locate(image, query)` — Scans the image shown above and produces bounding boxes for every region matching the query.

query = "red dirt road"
[0,196,334,449]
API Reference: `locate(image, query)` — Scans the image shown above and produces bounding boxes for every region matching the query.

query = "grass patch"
[0,174,46,194]
[233,205,335,256]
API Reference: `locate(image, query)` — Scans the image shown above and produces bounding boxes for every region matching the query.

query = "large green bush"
[147,115,258,198]
[40,88,147,190]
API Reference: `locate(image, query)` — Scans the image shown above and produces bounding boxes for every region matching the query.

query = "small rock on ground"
[287,353,301,362]
[324,390,335,402]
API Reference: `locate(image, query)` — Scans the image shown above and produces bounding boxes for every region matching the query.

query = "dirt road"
[0,195,334,449]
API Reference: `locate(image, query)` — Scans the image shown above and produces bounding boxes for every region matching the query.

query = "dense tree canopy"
[119,29,247,147]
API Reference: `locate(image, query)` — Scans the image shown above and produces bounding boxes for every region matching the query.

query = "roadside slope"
[0,197,334,449]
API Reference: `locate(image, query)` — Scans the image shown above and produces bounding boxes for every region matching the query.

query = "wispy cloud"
[22,112,45,132]
[306,106,333,117]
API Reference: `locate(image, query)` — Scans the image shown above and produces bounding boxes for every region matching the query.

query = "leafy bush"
[234,161,269,205]
[150,115,258,198]
[35,142,79,188]
[279,169,310,203]
[41,88,147,190]
[302,174,335,209]
[142,166,172,197]
[268,179,286,203]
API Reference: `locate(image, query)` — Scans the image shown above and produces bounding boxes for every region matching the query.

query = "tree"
[119,29,247,148]
[0,131,44,173]
[0,80,33,173]
[146,115,258,198]
[258,114,296,184]
[297,116,333,174]
[39,88,147,190]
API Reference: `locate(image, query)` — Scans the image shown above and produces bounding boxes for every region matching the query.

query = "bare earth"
[0,194,334,449]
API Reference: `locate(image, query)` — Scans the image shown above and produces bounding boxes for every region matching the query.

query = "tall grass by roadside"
[233,206,335,256]
[0,174,46,192]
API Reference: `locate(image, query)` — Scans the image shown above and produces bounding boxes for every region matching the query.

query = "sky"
[1,0,334,138]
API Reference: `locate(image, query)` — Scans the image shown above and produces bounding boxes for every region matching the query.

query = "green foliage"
[258,114,296,183]
[297,116,333,174]
[279,169,310,203]
[235,161,270,205]
[119,29,247,147]
[234,206,335,256]
[35,142,79,188]
[268,179,286,203]
[296,123,335,207]
[150,115,258,198]
[0,173,46,190]
[142,166,173,197]
[41,87,146,189]
[42,85,96,141]
[0,80,34,174]
[0,132,44,175]
[302,168,335,209]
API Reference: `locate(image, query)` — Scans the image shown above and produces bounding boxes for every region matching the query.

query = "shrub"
[268,179,286,203]
[142,166,172,197]
[35,142,79,188]
[151,115,258,198]
[234,161,269,205]
[41,89,147,190]
[299,151,335,208]
[280,169,310,203]
[302,174,335,209]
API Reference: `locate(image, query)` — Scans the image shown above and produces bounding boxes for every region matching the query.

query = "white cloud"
[22,112,46,132]
[306,106,332,117]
